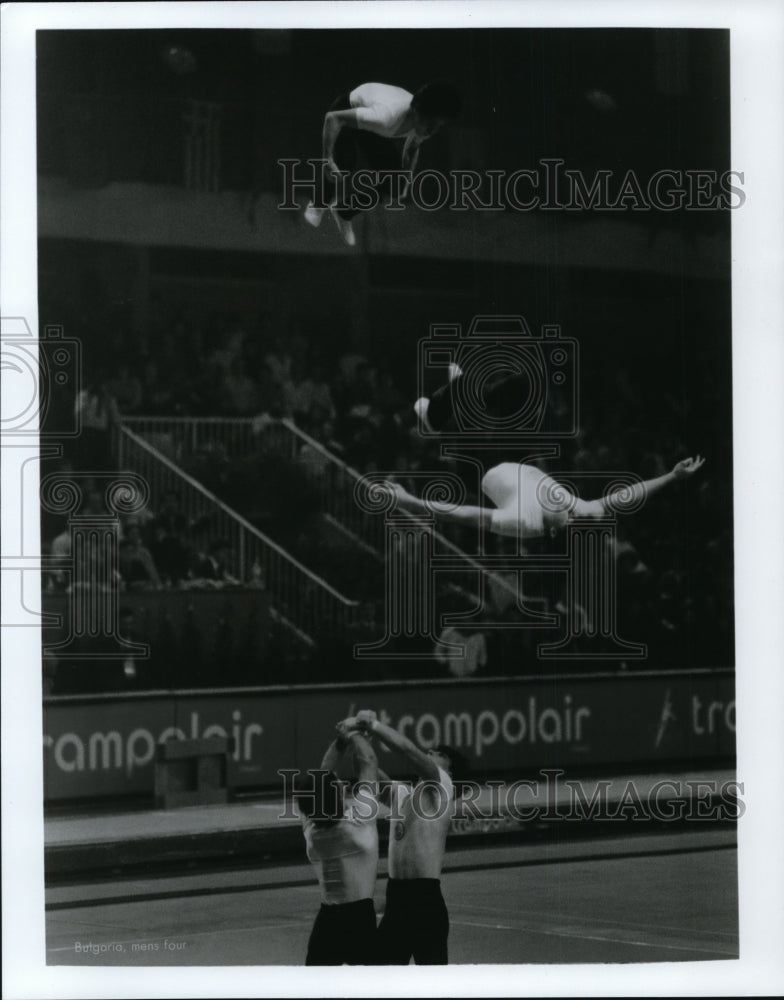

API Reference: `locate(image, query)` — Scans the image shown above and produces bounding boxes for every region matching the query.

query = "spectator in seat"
[290,361,337,427]
[435,624,488,678]
[105,361,143,414]
[118,524,162,591]
[141,359,171,414]
[149,491,192,585]
[264,333,294,390]
[73,371,120,470]
[218,356,258,416]
[297,417,345,479]
[48,520,72,590]
[193,539,240,586]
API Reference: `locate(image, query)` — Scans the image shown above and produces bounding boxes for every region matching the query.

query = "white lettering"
[244,723,263,760]
[383,698,592,758]
[475,710,499,756]
[538,708,562,743]
[575,707,591,740]
[443,712,472,748]
[415,713,440,748]
[501,709,526,744]
[564,694,572,742]
[88,731,122,770]
[159,727,186,744]
[47,709,266,777]
[202,724,228,740]
[55,733,84,772]
[232,710,242,761]
[398,715,415,739]
[126,728,155,776]
[692,695,704,734]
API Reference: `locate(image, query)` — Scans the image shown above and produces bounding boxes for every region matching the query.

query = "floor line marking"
[450,919,738,957]
[46,841,737,911]
[449,902,738,939]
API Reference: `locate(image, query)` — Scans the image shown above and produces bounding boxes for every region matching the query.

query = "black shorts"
[377,877,449,965]
[305,897,378,966]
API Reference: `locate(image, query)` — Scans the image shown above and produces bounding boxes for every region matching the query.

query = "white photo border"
[2,1,783,997]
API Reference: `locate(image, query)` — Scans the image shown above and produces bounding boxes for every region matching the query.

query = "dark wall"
[37,28,730,192]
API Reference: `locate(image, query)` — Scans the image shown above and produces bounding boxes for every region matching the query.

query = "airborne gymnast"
[383,364,705,537]
[304,80,462,245]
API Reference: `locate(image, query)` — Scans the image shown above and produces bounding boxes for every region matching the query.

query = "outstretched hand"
[672,455,706,479]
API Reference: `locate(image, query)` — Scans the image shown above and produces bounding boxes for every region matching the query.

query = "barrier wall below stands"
[43,590,272,691]
[43,669,735,802]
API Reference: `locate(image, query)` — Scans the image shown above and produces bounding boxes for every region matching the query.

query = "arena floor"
[46,827,737,967]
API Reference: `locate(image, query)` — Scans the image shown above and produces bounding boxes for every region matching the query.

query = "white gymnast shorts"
[481,462,548,538]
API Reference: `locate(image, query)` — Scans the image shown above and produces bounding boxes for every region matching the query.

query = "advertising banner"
[42,670,735,801]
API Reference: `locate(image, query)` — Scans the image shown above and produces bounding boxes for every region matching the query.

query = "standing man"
[298,724,381,965]
[304,81,462,245]
[342,709,469,964]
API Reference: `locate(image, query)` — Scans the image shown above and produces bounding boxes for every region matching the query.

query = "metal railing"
[279,419,385,556]
[121,416,263,462]
[114,424,358,645]
[278,420,533,607]
[122,415,522,606]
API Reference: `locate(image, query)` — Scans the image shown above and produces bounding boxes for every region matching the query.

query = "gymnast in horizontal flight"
[381,365,705,538]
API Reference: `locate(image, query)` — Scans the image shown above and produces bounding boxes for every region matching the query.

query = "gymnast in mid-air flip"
[304,80,462,245]
[381,364,705,538]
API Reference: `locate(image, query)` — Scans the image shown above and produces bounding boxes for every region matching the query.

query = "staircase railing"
[121,415,522,605]
[115,423,358,645]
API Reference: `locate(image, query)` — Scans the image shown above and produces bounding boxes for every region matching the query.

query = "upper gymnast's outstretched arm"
[570,456,706,518]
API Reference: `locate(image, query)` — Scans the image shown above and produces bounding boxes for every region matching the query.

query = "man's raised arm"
[349,731,379,785]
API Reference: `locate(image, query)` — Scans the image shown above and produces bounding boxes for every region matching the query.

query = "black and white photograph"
[1,2,782,997]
